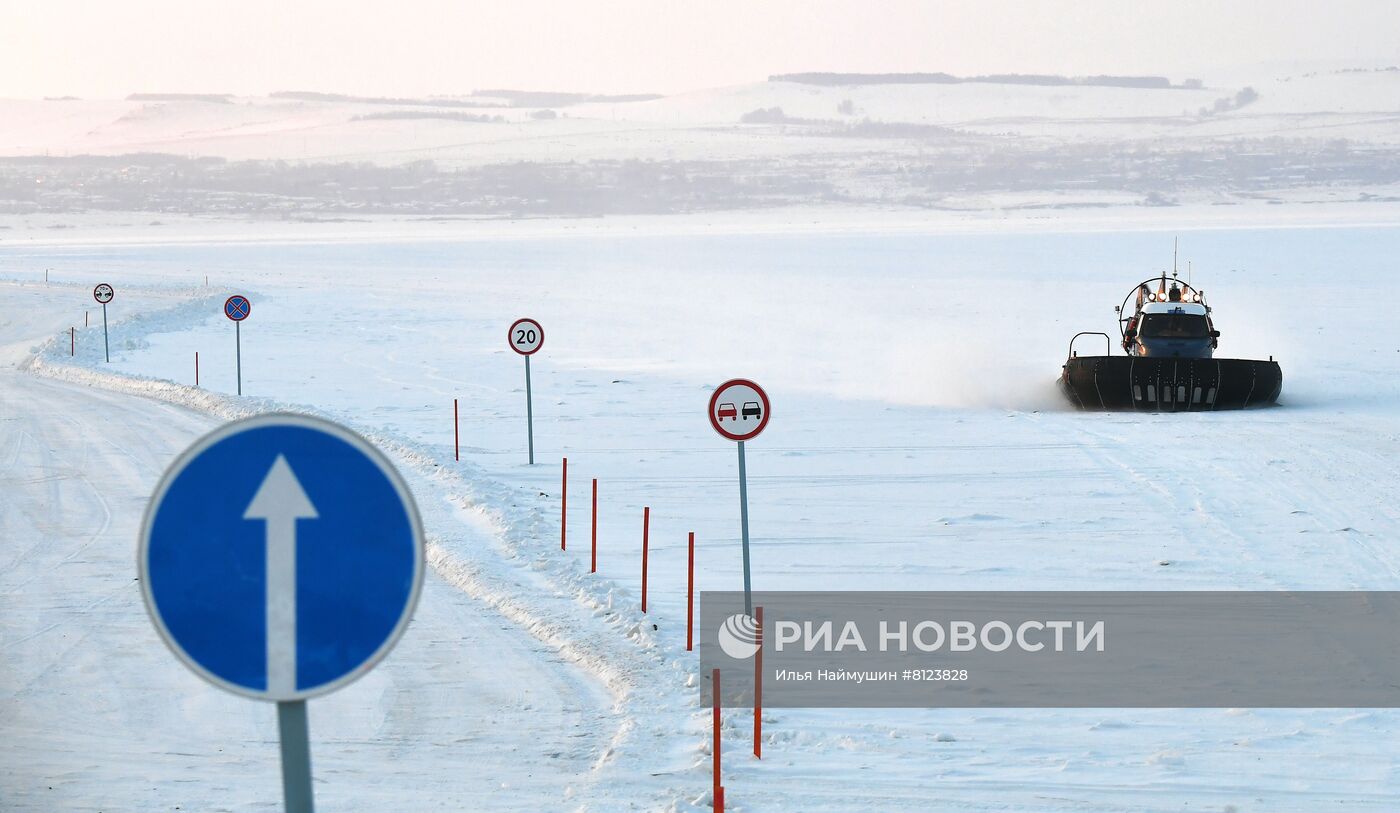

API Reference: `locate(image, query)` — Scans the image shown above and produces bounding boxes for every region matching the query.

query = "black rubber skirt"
[1059,356,1282,411]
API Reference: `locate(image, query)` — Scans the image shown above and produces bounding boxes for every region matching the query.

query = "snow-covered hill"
[4,63,1398,161]
[0,62,1396,220]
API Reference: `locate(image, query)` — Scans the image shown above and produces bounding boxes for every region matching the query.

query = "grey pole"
[235,320,242,396]
[525,354,535,465]
[102,303,109,363]
[276,700,314,813]
[737,440,752,616]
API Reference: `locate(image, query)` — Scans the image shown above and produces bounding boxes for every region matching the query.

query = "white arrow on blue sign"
[139,413,425,702]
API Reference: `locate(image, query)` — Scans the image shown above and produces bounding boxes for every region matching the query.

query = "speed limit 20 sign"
[508,318,544,355]
[509,318,545,464]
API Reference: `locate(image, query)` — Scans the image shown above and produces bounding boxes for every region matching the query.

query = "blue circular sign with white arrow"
[139,413,425,701]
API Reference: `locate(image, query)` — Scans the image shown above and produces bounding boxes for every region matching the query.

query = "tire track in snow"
[1033,409,1400,590]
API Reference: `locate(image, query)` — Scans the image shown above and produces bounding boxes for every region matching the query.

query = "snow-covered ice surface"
[4,211,1400,811]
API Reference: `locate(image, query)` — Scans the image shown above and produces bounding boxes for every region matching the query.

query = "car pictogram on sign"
[741,401,762,420]
[717,403,738,421]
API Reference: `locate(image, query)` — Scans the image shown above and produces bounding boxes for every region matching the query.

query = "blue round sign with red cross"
[225,295,251,322]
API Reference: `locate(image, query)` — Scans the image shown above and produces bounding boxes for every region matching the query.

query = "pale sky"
[3,0,1397,99]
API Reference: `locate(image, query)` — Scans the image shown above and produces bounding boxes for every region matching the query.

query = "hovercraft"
[1059,271,1282,411]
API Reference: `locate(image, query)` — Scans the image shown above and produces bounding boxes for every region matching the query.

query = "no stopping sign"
[224,295,251,322]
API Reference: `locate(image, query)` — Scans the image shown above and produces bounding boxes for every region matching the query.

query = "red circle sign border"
[708,378,771,442]
[508,317,544,355]
[224,295,251,322]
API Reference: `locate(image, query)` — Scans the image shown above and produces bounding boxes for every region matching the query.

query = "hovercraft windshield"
[1139,311,1209,340]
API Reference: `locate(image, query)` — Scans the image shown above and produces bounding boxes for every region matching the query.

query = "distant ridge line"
[769,72,1198,89]
[122,90,666,109]
[272,90,663,108]
[270,91,496,108]
[126,93,235,103]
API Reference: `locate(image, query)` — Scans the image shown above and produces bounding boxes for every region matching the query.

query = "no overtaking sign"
[708,378,770,615]
[709,379,770,442]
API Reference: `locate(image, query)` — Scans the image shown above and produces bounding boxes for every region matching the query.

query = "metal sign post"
[508,318,544,464]
[737,440,751,609]
[139,414,425,813]
[93,283,114,362]
[277,701,313,812]
[224,295,251,395]
[708,379,771,616]
[525,354,534,462]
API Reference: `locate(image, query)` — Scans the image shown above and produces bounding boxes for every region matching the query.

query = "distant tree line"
[3,136,1396,219]
[1197,87,1259,116]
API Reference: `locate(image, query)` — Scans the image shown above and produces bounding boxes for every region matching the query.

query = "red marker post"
[754,605,763,759]
[453,398,459,461]
[712,668,723,810]
[70,327,74,357]
[590,479,598,573]
[561,457,568,551]
[687,532,696,651]
[195,352,200,386]
[641,507,650,612]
